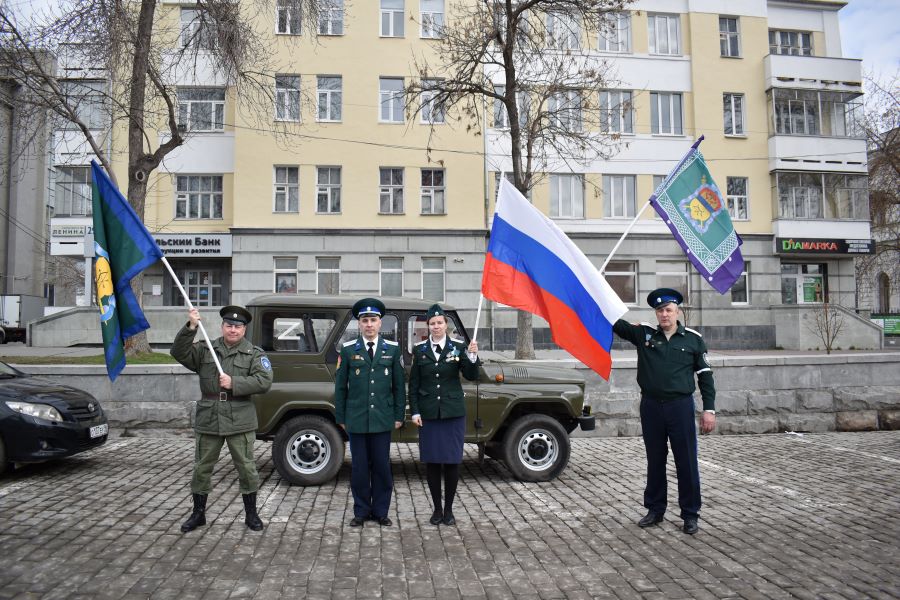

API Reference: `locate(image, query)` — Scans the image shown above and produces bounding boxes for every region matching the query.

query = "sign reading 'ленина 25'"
[775,238,874,255]
[153,234,233,257]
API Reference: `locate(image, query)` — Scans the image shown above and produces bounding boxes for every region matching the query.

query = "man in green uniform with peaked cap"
[171,305,273,533]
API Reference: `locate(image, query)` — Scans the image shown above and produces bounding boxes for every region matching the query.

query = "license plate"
[90,423,108,438]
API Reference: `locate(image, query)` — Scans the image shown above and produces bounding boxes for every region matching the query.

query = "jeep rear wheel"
[273,415,344,486]
[501,414,569,482]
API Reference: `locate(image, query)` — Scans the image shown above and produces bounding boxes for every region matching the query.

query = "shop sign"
[154,234,232,257]
[51,224,92,237]
[871,315,900,336]
[775,238,874,255]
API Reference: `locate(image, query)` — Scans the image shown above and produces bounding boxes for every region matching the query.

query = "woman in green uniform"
[409,304,480,526]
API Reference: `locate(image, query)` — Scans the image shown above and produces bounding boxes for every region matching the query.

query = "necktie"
[367,341,374,360]
[434,344,442,356]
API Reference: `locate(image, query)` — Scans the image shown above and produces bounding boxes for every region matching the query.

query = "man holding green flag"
[90,161,164,381]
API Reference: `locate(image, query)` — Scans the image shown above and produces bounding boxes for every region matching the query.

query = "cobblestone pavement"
[1,432,898,600]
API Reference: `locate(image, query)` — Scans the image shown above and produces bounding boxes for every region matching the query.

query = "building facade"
[45,0,874,350]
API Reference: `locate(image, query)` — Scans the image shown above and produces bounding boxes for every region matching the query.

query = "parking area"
[1,432,898,599]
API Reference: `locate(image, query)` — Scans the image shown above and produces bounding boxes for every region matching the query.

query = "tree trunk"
[124,274,152,356]
[515,310,535,359]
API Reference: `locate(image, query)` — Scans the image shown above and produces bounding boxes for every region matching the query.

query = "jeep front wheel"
[273,415,344,486]
[501,414,570,482]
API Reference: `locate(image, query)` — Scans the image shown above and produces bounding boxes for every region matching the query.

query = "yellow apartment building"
[46,0,875,350]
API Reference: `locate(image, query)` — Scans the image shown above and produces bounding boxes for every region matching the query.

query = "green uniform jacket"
[334,335,406,433]
[408,338,480,420]
[613,319,716,410]
[170,323,274,436]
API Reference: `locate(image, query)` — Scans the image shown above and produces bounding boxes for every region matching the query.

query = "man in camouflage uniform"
[171,305,273,532]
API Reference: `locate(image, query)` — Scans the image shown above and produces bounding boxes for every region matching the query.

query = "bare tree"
[856,71,899,312]
[0,0,326,354]
[405,0,629,358]
[806,293,846,354]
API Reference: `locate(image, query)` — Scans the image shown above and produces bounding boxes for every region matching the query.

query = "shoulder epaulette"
[684,327,703,337]
[384,339,398,346]
[254,345,264,352]
[450,338,464,345]
[640,322,657,330]
[414,339,428,347]
[342,340,356,347]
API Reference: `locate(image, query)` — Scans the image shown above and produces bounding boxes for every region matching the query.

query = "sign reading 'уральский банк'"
[775,238,874,255]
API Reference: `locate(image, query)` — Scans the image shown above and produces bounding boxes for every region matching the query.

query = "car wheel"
[501,414,570,482]
[273,415,344,486]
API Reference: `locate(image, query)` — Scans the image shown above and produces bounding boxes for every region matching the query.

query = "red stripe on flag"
[482,253,613,378]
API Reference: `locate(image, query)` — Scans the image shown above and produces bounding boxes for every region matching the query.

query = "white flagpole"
[472,294,484,343]
[598,200,654,273]
[160,256,224,376]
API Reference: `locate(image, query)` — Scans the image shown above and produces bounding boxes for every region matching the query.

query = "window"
[175,175,223,220]
[546,11,580,50]
[379,77,404,122]
[652,175,666,218]
[317,76,342,121]
[781,263,825,304]
[380,257,404,296]
[316,257,340,294]
[420,79,445,124]
[59,81,106,130]
[723,93,745,135]
[407,313,463,353]
[549,90,582,131]
[603,174,636,218]
[719,17,740,57]
[316,167,341,213]
[422,257,445,301]
[276,0,301,34]
[381,0,404,37]
[274,257,298,293]
[494,172,531,201]
[726,176,749,221]
[599,11,630,52]
[275,75,300,122]
[825,174,868,220]
[420,0,444,38]
[178,88,225,132]
[656,261,690,304]
[776,172,823,219]
[648,13,680,55]
[54,166,92,217]
[181,8,217,49]
[380,168,404,213]
[339,314,399,350]
[421,168,445,214]
[650,92,683,135]
[550,174,584,218]
[769,30,811,56]
[492,85,529,129]
[318,0,343,35]
[600,90,633,134]
[274,166,299,213]
[266,313,337,353]
[604,261,636,304]
[731,263,749,305]
[772,89,819,136]
[182,270,223,306]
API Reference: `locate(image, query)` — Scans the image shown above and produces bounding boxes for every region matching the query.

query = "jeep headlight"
[5,400,63,423]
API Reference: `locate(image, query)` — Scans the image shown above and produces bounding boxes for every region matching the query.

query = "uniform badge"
[260,357,272,371]
[355,368,360,375]
[384,368,389,376]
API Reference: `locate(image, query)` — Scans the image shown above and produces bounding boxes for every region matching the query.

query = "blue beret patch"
[260,357,272,371]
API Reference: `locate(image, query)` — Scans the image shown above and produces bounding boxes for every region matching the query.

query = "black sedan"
[0,361,108,474]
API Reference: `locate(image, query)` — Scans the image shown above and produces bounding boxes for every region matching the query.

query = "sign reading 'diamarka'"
[775,237,874,255]
[153,234,232,257]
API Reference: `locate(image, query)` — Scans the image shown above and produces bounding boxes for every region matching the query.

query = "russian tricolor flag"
[482,179,628,379]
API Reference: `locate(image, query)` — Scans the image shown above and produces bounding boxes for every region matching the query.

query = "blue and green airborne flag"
[650,137,744,294]
[90,161,163,381]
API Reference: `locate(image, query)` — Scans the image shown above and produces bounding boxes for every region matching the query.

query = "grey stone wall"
[17,353,900,436]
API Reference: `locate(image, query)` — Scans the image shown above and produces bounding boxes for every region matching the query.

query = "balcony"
[765,54,862,92]
[769,135,867,173]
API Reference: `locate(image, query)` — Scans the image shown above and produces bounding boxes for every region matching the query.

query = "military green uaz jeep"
[247,295,594,485]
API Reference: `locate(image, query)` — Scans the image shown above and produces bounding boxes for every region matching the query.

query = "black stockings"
[426,463,459,513]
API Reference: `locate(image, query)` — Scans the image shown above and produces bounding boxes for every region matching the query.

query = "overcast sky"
[8,0,898,81]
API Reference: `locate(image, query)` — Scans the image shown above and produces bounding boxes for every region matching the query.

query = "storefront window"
[170,269,224,306]
[781,263,825,304]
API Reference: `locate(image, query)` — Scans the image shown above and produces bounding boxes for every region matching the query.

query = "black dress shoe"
[441,512,456,526]
[377,516,392,526]
[349,517,365,527]
[429,509,443,525]
[682,518,698,535]
[638,512,664,528]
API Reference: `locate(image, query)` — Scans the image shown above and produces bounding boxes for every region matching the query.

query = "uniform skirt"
[419,415,465,464]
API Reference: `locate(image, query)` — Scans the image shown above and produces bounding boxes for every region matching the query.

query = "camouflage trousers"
[190,432,259,495]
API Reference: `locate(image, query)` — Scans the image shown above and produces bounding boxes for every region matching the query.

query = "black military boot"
[242,493,264,531]
[180,493,207,533]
